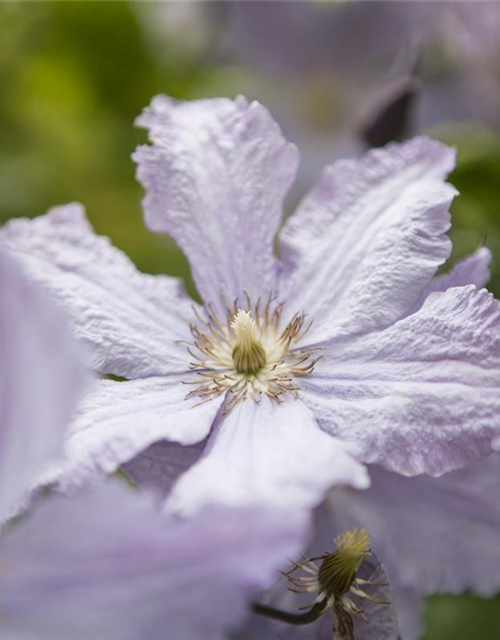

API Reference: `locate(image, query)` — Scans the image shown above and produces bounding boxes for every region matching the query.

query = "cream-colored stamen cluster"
[284,527,387,638]
[183,296,321,413]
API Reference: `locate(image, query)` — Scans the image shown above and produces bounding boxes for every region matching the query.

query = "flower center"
[183,296,321,413]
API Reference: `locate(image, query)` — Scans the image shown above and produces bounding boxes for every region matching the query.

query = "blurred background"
[0,2,499,637]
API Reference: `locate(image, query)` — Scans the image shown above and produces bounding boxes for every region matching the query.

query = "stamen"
[183,295,319,412]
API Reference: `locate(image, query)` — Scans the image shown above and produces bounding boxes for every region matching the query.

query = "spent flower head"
[253,527,397,640]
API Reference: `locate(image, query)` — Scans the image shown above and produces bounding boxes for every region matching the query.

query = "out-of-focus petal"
[354,559,400,640]
[167,396,369,515]
[0,482,306,640]
[0,250,84,523]
[44,375,223,495]
[279,137,456,345]
[0,204,195,378]
[303,286,500,475]
[134,95,299,314]
[123,439,205,497]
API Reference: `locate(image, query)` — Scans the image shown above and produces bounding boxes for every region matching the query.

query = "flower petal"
[166,396,369,514]
[0,204,195,378]
[43,375,223,495]
[0,482,305,640]
[0,250,84,523]
[424,245,491,295]
[122,440,205,497]
[279,137,456,344]
[303,286,500,475]
[354,559,400,640]
[134,95,299,313]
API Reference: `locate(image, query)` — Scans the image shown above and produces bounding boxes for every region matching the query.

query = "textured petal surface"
[0,250,84,523]
[167,396,369,514]
[0,482,305,640]
[415,245,491,310]
[329,455,500,598]
[45,375,223,495]
[303,286,500,475]
[134,95,299,313]
[279,137,456,344]
[0,204,195,378]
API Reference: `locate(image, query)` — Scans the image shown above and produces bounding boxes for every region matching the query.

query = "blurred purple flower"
[0,249,84,524]
[0,483,305,640]
[2,96,500,519]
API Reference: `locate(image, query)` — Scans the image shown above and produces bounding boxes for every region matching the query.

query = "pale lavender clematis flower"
[0,249,84,523]
[2,96,500,516]
[0,481,305,640]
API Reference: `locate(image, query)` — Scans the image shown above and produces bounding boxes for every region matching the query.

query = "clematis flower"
[0,247,307,640]
[2,96,500,518]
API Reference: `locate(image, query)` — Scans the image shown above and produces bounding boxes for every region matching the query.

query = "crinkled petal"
[0,204,195,378]
[166,396,369,514]
[416,245,491,307]
[279,137,456,344]
[0,482,305,640]
[0,250,84,523]
[134,95,299,313]
[329,455,500,599]
[45,375,223,495]
[303,286,500,475]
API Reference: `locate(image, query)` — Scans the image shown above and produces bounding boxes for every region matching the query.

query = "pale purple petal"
[134,95,299,314]
[354,559,400,640]
[390,588,423,640]
[279,137,456,344]
[303,286,500,475]
[0,204,195,378]
[410,245,491,314]
[123,439,205,497]
[44,375,223,495]
[0,250,84,522]
[329,455,500,598]
[167,396,369,514]
[423,245,491,295]
[0,482,305,640]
